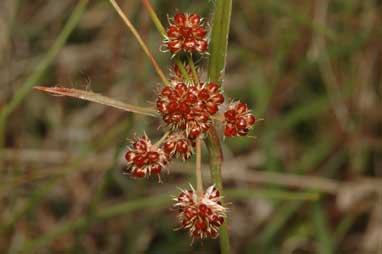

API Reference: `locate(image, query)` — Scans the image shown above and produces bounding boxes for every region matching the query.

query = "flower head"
[156,82,224,138]
[124,135,169,181]
[174,185,226,240]
[164,13,208,54]
[224,102,256,137]
[163,131,195,160]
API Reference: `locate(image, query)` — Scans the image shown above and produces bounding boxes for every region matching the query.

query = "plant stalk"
[187,54,199,84]
[205,127,230,254]
[141,0,192,84]
[141,0,166,37]
[174,55,192,83]
[207,0,232,85]
[154,131,170,146]
[142,0,232,252]
[109,0,170,86]
[207,0,233,253]
[195,137,203,197]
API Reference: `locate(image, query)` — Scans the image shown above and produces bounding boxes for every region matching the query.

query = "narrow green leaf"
[20,188,317,252]
[312,202,334,254]
[0,0,89,146]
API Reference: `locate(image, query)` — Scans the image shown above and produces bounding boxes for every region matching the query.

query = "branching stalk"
[141,0,166,37]
[208,0,232,86]
[141,0,192,83]
[195,137,203,197]
[174,55,192,83]
[207,0,233,253]
[127,0,233,252]
[109,0,170,86]
[205,127,230,253]
[154,131,170,146]
[187,54,199,84]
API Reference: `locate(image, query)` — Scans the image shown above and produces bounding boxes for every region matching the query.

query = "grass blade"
[312,202,334,254]
[20,188,318,252]
[0,0,89,146]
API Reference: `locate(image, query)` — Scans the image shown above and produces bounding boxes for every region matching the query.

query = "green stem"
[187,54,199,84]
[141,0,166,37]
[207,0,233,253]
[141,0,192,84]
[195,137,204,196]
[174,55,192,83]
[154,131,170,146]
[205,127,230,254]
[0,0,89,148]
[109,0,170,86]
[208,0,232,85]
[142,0,232,252]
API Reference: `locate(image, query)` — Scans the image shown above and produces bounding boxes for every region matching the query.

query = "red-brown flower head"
[163,131,195,160]
[124,135,169,181]
[156,82,224,138]
[174,185,226,240]
[164,13,208,54]
[223,102,256,137]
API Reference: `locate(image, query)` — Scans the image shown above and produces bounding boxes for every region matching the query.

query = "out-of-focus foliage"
[1,0,381,253]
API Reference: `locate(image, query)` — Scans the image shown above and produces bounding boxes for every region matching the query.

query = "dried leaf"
[34,86,158,117]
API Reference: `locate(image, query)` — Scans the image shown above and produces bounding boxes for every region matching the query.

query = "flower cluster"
[164,13,208,54]
[124,135,168,181]
[123,11,256,241]
[163,132,195,160]
[224,102,256,137]
[37,3,258,243]
[174,185,226,239]
[156,82,224,138]
[125,11,255,182]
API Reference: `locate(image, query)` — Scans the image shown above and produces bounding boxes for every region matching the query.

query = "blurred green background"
[1,0,381,253]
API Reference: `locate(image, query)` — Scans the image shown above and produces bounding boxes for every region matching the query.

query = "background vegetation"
[1,0,381,253]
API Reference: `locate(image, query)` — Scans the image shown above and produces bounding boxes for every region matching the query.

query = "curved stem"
[142,0,231,252]
[154,131,170,146]
[141,0,192,84]
[109,0,170,86]
[208,0,232,86]
[195,137,203,197]
[174,55,192,83]
[141,0,166,37]
[207,0,232,252]
[187,54,199,84]
[205,127,230,254]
